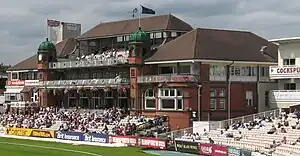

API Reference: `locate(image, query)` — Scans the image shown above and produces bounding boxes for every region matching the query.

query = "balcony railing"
[269,90,300,105]
[49,57,128,69]
[40,78,129,88]
[137,74,199,83]
[269,65,300,79]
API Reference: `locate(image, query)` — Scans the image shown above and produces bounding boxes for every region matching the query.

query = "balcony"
[269,65,300,79]
[40,78,129,88]
[269,90,300,108]
[137,74,199,83]
[49,57,128,69]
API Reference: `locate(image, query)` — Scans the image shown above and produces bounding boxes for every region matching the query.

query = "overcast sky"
[1,0,300,65]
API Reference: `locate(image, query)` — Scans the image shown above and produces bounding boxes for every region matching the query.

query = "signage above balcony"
[137,75,198,83]
[269,66,300,79]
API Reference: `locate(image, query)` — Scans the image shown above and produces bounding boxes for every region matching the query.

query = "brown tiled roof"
[145,28,278,63]
[77,14,193,40]
[8,38,77,71]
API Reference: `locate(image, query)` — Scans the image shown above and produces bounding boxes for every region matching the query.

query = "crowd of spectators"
[0,106,170,137]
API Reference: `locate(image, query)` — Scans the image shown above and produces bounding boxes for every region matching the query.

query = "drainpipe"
[197,84,202,121]
[227,61,234,124]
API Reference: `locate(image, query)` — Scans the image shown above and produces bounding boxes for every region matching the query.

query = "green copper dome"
[38,38,56,51]
[129,27,150,42]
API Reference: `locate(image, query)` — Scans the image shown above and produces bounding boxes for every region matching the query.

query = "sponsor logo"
[83,133,107,143]
[175,140,199,154]
[30,130,53,138]
[201,146,212,154]
[276,67,300,74]
[7,80,25,86]
[55,131,81,141]
[112,136,137,146]
[140,138,166,149]
[6,128,31,136]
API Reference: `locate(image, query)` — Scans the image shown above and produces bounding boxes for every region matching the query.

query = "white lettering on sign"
[141,139,165,148]
[112,137,136,145]
[276,67,300,74]
[7,80,25,86]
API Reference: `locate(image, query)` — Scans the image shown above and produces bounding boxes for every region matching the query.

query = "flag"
[47,19,61,27]
[141,5,155,14]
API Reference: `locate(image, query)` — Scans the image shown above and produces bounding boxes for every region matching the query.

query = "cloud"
[0,0,299,65]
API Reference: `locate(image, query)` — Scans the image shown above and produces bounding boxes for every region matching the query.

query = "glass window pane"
[146,99,155,108]
[219,99,226,110]
[162,99,175,109]
[177,99,183,110]
[170,89,175,96]
[210,99,216,110]
[210,88,216,97]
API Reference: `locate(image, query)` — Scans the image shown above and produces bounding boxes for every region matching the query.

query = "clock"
[38,54,43,61]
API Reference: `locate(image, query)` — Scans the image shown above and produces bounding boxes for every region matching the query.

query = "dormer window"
[117,36,123,42]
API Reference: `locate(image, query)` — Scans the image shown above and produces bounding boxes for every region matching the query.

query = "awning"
[4,88,23,93]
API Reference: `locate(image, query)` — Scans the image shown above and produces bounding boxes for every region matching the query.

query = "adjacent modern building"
[4,14,278,130]
[269,37,300,109]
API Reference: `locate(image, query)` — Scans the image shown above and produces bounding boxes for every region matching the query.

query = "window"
[210,65,226,76]
[117,36,123,42]
[210,99,216,110]
[246,91,253,106]
[11,73,18,79]
[219,99,226,110]
[144,89,155,109]
[155,32,162,38]
[210,88,227,111]
[171,32,178,37]
[230,66,257,76]
[283,59,295,65]
[178,65,190,74]
[5,93,20,101]
[158,88,183,110]
[284,83,296,90]
[260,67,269,77]
[158,66,175,74]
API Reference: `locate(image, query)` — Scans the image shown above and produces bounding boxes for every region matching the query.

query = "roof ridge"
[60,38,70,56]
[193,29,199,59]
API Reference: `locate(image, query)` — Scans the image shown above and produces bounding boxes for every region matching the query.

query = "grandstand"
[160,108,300,156]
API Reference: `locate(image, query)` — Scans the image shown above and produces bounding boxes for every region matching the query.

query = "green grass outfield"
[0,137,153,156]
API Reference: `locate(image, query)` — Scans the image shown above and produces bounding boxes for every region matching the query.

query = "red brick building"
[4,14,278,130]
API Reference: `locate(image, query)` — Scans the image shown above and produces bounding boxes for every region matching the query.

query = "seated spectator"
[267,125,277,134]
[281,136,287,144]
[234,131,243,141]
[209,137,214,144]
[280,127,287,133]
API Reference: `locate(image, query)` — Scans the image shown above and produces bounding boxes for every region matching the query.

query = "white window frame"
[219,98,226,110]
[158,88,183,111]
[144,89,156,110]
[11,72,19,80]
[231,66,257,76]
[246,91,253,106]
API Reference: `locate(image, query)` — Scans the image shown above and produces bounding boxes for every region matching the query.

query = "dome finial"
[46,38,49,41]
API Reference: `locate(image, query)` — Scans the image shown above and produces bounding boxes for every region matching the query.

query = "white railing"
[269,65,300,79]
[137,74,199,83]
[41,78,129,88]
[156,109,281,140]
[49,57,129,69]
[269,90,300,103]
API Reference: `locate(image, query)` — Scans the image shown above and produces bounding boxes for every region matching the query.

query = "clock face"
[38,54,43,61]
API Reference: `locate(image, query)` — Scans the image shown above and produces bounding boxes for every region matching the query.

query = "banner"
[55,131,83,141]
[139,138,167,149]
[110,136,138,146]
[241,149,252,156]
[6,128,54,138]
[83,133,108,143]
[175,140,199,154]
[228,147,241,156]
[199,143,213,155]
[212,144,228,156]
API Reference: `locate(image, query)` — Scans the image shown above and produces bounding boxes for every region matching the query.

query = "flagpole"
[139,6,141,28]
[46,18,49,39]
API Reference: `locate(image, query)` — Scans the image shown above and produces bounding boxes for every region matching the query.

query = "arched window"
[158,88,183,110]
[144,89,155,109]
